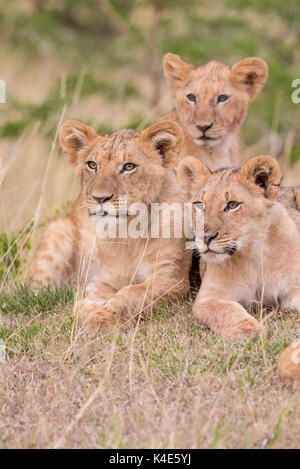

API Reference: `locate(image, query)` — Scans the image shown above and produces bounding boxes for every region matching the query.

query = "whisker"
[77,203,91,209]
[185,241,197,250]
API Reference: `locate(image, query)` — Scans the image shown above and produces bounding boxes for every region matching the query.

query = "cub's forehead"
[88,129,140,161]
[193,60,230,84]
[200,168,242,197]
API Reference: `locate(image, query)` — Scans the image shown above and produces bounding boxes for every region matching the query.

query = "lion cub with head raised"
[163,53,268,171]
[29,119,190,328]
[178,155,300,338]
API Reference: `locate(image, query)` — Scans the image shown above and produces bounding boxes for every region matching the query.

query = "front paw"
[29,277,55,292]
[223,316,264,339]
[76,299,116,328]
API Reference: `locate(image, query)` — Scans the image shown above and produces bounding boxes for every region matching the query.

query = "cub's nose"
[92,194,113,204]
[204,232,218,245]
[197,123,213,133]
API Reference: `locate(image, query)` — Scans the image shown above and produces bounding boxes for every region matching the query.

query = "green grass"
[0,230,31,280]
[0,0,299,157]
[0,284,74,317]
[0,284,299,448]
[0,72,140,138]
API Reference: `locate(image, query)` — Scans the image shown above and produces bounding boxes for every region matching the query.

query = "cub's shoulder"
[276,186,300,232]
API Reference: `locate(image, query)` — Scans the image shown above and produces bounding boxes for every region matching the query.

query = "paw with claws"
[76,298,117,328]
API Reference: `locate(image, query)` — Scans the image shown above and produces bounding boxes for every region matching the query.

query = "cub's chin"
[200,251,232,263]
[89,211,128,224]
[199,244,238,263]
[193,137,222,148]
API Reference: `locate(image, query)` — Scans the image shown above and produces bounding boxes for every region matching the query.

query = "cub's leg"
[29,217,78,289]
[77,271,190,329]
[193,297,264,339]
[77,282,118,325]
[280,289,300,313]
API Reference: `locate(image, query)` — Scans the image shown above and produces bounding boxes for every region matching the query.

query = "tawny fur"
[162,54,268,171]
[29,119,191,328]
[276,185,300,224]
[278,340,300,387]
[177,155,300,338]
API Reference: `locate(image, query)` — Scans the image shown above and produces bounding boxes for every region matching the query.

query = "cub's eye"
[86,161,97,170]
[193,201,205,211]
[122,163,136,173]
[225,201,241,211]
[217,94,229,103]
[186,93,197,103]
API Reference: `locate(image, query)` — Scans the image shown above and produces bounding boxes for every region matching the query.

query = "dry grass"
[0,298,300,449]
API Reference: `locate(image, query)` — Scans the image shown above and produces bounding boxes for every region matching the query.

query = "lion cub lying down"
[178,155,300,338]
[29,119,190,328]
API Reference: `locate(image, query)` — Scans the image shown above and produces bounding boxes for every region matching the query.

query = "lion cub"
[162,53,268,171]
[29,119,190,328]
[178,154,300,338]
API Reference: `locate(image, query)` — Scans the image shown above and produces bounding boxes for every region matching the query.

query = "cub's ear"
[177,156,211,194]
[59,119,98,167]
[230,57,268,100]
[141,120,183,167]
[163,53,195,96]
[240,155,282,199]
